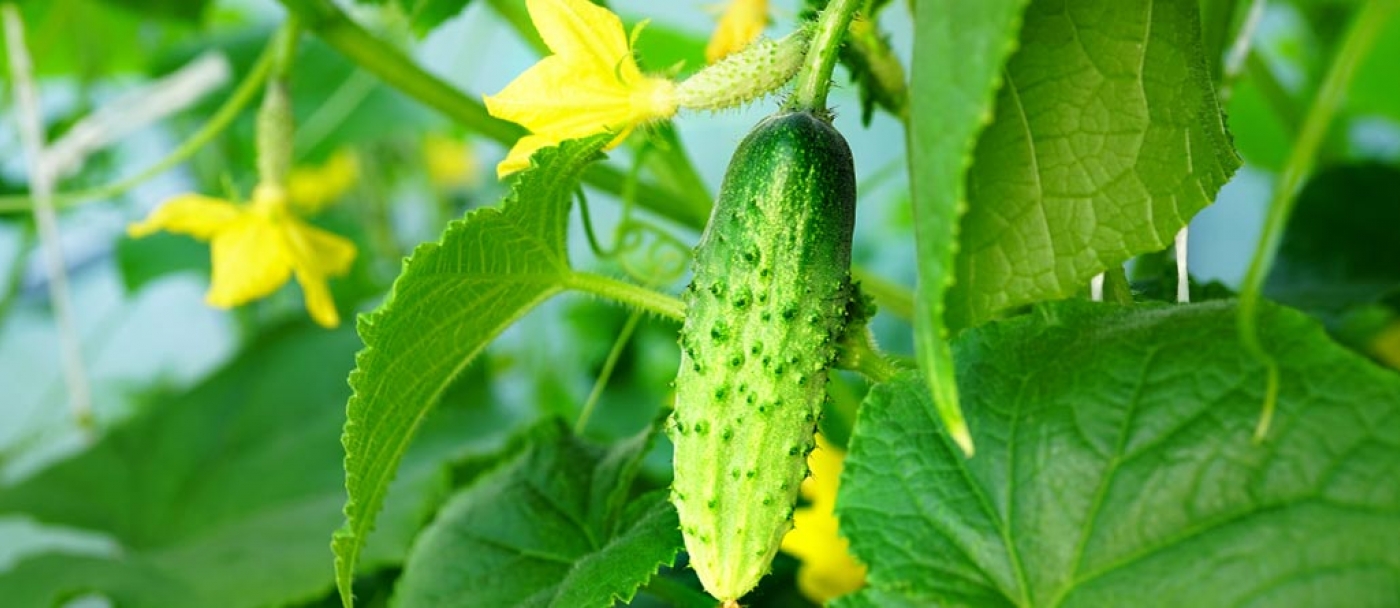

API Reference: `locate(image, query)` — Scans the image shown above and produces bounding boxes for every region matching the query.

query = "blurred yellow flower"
[781,434,867,603]
[706,0,769,63]
[128,167,358,328]
[287,148,359,215]
[422,133,481,189]
[483,0,679,178]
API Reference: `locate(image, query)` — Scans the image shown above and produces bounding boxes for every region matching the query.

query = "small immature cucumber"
[669,110,856,603]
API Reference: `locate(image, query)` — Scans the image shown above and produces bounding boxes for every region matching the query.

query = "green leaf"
[333,135,611,607]
[839,301,1400,607]
[394,421,681,607]
[1266,163,1400,315]
[0,325,460,607]
[945,0,1241,328]
[907,0,1031,454]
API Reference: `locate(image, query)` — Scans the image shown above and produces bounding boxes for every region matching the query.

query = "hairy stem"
[787,0,862,112]
[566,272,685,322]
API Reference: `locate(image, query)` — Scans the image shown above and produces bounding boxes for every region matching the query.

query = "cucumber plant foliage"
[908,0,1239,455]
[837,301,1400,607]
[395,421,682,607]
[5,0,1391,606]
[332,135,613,604]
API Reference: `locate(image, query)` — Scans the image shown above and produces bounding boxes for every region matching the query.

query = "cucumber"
[669,110,856,603]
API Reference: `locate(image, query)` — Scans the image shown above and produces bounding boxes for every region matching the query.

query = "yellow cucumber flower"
[781,434,867,603]
[483,0,679,178]
[128,183,356,329]
[422,133,482,189]
[287,148,359,215]
[706,0,769,63]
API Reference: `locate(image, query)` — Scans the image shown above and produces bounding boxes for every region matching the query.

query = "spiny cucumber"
[669,110,856,604]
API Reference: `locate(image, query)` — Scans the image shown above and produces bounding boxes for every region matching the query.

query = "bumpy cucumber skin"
[669,111,856,602]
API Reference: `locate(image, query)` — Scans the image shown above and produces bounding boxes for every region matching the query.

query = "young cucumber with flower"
[486,0,870,605]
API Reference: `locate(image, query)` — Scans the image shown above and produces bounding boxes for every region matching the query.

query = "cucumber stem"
[565,271,685,322]
[787,0,863,113]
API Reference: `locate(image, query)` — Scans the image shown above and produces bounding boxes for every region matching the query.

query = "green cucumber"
[669,110,856,603]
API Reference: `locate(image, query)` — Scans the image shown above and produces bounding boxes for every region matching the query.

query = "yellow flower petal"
[706,0,769,63]
[294,268,340,328]
[497,134,559,178]
[795,547,868,605]
[205,215,295,308]
[779,435,867,604]
[528,0,636,79]
[287,149,359,215]
[486,55,676,138]
[281,216,356,328]
[484,0,678,178]
[128,194,242,239]
[281,216,358,278]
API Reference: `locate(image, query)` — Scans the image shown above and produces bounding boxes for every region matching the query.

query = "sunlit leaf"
[945,0,1240,328]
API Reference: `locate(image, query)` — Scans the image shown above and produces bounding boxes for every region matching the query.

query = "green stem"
[1238,0,1397,441]
[279,0,517,142]
[276,0,710,229]
[787,0,862,112]
[839,327,902,383]
[574,310,642,435]
[565,271,685,322]
[0,36,276,214]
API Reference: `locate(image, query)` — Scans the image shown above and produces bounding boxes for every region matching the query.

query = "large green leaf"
[838,301,1400,607]
[333,135,611,606]
[945,0,1240,328]
[907,0,1030,454]
[0,325,469,607]
[394,421,681,607]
